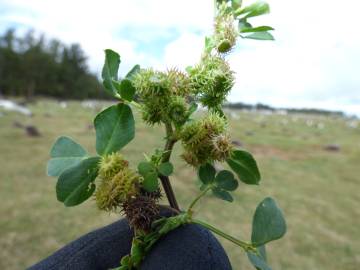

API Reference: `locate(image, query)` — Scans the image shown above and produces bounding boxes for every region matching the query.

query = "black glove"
[28,209,232,270]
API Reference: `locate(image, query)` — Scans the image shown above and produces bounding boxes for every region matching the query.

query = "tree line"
[224,102,344,116]
[0,28,109,99]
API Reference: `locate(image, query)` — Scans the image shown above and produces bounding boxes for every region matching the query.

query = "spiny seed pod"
[122,195,160,232]
[98,152,129,180]
[211,134,233,161]
[189,55,234,108]
[202,112,226,135]
[167,96,188,125]
[180,113,230,166]
[181,151,200,167]
[95,167,140,212]
[132,68,171,100]
[166,68,192,96]
[141,102,163,125]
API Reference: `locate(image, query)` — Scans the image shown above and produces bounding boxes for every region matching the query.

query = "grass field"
[1,99,359,270]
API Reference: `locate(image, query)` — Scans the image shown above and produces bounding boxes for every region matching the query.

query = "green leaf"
[227,150,261,185]
[238,19,252,32]
[56,156,100,206]
[198,163,216,185]
[158,162,174,176]
[251,197,287,246]
[235,1,270,18]
[215,170,239,191]
[125,64,140,79]
[212,187,234,202]
[47,136,88,177]
[243,32,274,40]
[138,161,155,176]
[240,26,274,33]
[94,104,135,156]
[117,79,136,102]
[102,49,120,96]
[247,246,271,270]
[142,171,159,192]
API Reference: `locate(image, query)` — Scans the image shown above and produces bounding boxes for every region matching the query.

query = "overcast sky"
[1,0,359,116]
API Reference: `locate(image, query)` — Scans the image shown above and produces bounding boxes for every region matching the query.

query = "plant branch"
[191,219,255,252]
[160,121,180,211]
[187,185,212,213]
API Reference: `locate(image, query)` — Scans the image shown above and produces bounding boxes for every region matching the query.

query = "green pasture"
[0,99,359,269]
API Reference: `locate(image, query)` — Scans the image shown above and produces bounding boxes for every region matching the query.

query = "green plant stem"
[191,219,255,252]
[187,185,212,213]
[160,121,180,211]
[130,100,142,110]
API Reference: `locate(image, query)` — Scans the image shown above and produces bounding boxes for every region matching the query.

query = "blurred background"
[0,0,359,269]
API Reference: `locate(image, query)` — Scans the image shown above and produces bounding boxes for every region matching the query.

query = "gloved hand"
[28,208,232,270]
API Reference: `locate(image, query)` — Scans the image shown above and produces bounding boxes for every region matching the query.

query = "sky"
[0,0,359,116]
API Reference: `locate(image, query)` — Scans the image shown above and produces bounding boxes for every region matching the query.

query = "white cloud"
[1,0,360,115]
[162,33,205,70]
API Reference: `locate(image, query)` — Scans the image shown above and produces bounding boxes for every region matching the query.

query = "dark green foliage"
[94,104,135,155]
[227,149,261,185]
[47,136,88,177]
[247,246,271,270]
[56,156,100,206]
[251,197,286,246]
[102,49,121,96]
[198,163,216,185]
[158,162,173,176]
[215,170,238,191]
[0,28,105,99]
[197,163,238,203]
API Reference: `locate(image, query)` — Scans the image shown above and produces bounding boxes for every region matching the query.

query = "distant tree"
[0,28,108,99]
